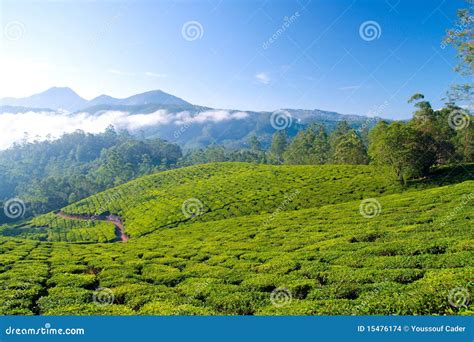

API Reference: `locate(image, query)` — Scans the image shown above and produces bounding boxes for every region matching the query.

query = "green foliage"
[369,121,435,185]
[0,129,182,223]
[43,163,401,237]
[0,162,472,316]
[443,0,473,101]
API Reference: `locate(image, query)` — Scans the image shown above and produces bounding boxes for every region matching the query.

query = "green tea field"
[0,163,472,315]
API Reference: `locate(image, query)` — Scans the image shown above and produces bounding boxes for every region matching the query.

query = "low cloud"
[106,69,168,78]
[0,109,249,150]
[339,85,361,91]
[144,72,167,78]
[255,72,271,85]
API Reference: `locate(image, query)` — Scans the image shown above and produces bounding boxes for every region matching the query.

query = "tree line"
[183,96,473,185]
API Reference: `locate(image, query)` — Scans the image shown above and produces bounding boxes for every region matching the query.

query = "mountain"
[0,87,384,149]
[86,90,191,108]
[86,94,121,107]
[0,88,192,112]
[0,87,87,111]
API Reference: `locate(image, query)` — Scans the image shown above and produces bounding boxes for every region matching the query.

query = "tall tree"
[268,130,288,164]
[369,121,435,185]
[332,130,368,165]
[311,124,330,164]
[443,0,473,102]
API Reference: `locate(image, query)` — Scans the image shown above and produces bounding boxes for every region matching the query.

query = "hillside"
[7,163,402,241]
[0,163,472,315]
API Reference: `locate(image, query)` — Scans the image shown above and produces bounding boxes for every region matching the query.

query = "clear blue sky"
[0,0,468,119]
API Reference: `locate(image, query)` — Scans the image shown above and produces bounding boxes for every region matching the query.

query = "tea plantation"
[0,163,472,315]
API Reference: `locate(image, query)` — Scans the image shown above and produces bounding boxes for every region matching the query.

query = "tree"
[311,124,330,164]
[248,135,262,151]
[284,130,310,164]
[369,121,435,185]
[407,94,450,164]
[332,130,368,165]
[268,131,288,164]
[443,0,473,102]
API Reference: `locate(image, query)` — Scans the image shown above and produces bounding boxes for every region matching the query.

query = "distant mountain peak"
[83,89,191,109]
[0,87,87,111]
[1,88,192,112]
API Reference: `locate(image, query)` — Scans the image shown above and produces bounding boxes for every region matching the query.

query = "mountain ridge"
[0,87,192,111]
[0,87,384,150]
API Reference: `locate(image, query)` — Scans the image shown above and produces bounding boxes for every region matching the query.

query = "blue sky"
[0,0,469,119]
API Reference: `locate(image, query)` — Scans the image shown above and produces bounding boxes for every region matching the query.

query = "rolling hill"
[0,163,472,315]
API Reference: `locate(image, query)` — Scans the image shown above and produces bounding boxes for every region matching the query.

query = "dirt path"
[57,212,129,242]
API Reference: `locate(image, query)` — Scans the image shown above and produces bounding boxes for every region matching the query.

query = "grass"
[0,162,472,315]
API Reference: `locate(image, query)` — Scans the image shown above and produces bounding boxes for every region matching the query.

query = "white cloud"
[339,85,361,91]
[106,69,135,76]
[0,109,249,150]
[106,69,167,78]
[255,72,270,85]
[144,72,167,78]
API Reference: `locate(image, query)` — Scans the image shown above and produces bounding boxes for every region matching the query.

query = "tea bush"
[0,163,472,315]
